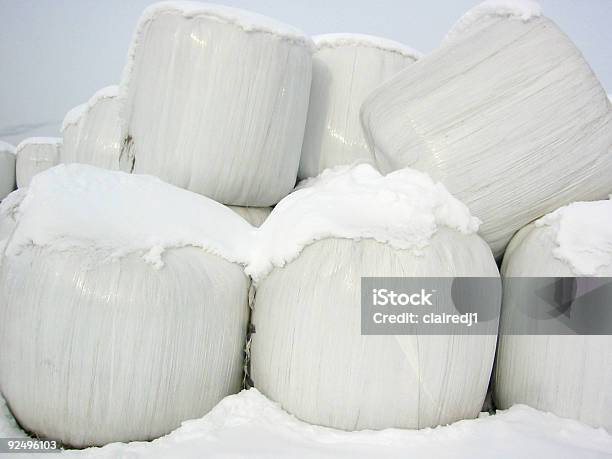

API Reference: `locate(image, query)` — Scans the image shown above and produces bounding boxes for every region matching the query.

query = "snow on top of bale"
[3,164,254,267]
[61,85,119,132]
[444,0,542,43]
[314,33,422,59]
[0,141,15,154]
[246,163,480,282]
[15,137,62,153]
[535,199,612,276]
[3,163,481,282]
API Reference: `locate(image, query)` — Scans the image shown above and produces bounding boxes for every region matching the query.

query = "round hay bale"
[15,137,61,188]
[361,3,612,256]
[0,164,252,447]
[495,200,612,431]
[61,86,125,171]
[299,34,419,179]
[0,247,249,447]
[120,3,313,206]
[247,164,500,430]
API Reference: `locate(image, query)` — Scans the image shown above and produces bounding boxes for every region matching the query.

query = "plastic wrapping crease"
[298,35,419,179]
[61,86,126,171]
[15,138,61,188]
[251,234,500,430]
[495,203,612,432]
[361,14,612,256]
[0,142,16,201]
[119,3,313,206]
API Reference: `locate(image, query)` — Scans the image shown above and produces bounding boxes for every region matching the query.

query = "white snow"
[3,164,481,283]
[444,0,542,43]
[247,163,480,282]
[314,33,422,59]
[2,164,253,267]
[1,388,610,458]
[61,86,119,132]
[536,199,612,275]
[0,141,15,154]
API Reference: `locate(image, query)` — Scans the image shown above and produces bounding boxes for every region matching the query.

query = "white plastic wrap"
[0,246,250,447]
[228,205,272,227]
[495,201,612,432]
[120,2,313,206]
[251,234,500,431]
[61,86,125,170]
[0,164,253,446]
[249,164,499,430]
[298,34,419,179]
[0,141,16,200]
[15,137,61,188]
[361,10,612,256]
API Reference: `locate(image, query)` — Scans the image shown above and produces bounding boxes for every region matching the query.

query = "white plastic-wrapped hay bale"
[298,34,420,179]
[61,86,125,171]
[0,141,16,200]
[15,137,61,188]
[0,165,252,447]
[495,200,612,431]
[360,0,612,256]
[120,2,313,206]
[228,205,272,227]
[247,164,500,430]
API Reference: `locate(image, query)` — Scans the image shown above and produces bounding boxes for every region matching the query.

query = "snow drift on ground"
[535,200,612,275]
[1,389,612,458]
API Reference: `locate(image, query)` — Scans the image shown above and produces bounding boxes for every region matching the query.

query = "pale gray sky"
[1,0,611,145]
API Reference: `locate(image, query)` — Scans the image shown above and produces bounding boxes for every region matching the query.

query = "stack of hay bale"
[0,1,313,447]
[1,0,612,448]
